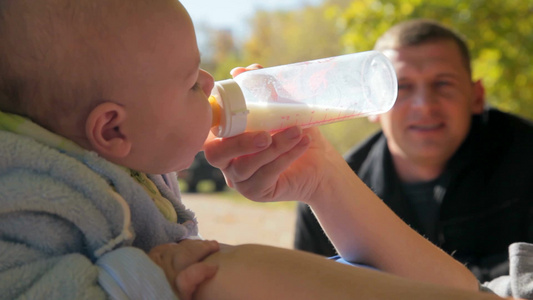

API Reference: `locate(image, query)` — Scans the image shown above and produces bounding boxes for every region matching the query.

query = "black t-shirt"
[294,108,533,281]
[401,177,445,243]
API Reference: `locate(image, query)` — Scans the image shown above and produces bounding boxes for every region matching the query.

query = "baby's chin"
[175,157,197,173]
[118,159,190,175]
[160,152,200,174]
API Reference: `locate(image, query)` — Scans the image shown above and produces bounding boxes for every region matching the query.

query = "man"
[294,19,533,281]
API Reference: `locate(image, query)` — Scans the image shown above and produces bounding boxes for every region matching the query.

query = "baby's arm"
[148,239,220,300]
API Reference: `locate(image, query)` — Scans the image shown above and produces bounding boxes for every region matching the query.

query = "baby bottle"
[209,50,398,138]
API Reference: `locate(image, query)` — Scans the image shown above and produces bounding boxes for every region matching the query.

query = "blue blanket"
[0,126,197,299]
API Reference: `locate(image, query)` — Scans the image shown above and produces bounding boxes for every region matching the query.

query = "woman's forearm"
[194,244,501,300]
[306,155,479,291]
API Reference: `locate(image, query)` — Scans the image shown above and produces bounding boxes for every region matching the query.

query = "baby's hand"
[148,239,220,300]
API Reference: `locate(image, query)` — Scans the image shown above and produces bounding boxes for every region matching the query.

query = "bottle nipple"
[209,95,221,128]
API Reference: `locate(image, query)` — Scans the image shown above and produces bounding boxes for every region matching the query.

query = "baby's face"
[103,1,214,173]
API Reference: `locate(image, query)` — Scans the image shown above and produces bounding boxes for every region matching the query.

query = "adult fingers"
[230,64,263,77]
[226,127,308,185]
[203,131,272,170]
[234,133,312,202]
[205,127,306,185]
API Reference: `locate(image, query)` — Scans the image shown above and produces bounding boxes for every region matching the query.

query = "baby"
[0,0,218,298]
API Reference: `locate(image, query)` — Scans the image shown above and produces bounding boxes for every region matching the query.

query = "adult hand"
[203,126,343,205]
[204,63,348,205]
[230,63,263,77]
[148,239,220,300]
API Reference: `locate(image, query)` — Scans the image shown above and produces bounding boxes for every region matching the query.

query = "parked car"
[178,152,226,193]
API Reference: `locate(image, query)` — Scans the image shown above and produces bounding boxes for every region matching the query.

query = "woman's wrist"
[306,148,359,207]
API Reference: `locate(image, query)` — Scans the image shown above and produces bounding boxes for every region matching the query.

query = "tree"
[204,0,533,153]
[327,0,533,120]
[210,3,381,153]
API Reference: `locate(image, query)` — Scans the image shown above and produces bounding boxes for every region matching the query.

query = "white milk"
[244,102,365,133]
[209,51,398,137]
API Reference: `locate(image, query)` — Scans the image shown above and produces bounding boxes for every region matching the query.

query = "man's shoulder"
[464,108,533,195]
[479,108,533,157]
[484,107,533,135]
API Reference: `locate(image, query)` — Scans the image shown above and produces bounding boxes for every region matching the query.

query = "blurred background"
[179,0,533,248]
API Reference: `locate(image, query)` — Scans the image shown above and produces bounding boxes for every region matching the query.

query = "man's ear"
[85,102,131,158]
[472,79,486,114]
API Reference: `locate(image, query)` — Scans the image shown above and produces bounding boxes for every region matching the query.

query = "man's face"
[376,40,485,167]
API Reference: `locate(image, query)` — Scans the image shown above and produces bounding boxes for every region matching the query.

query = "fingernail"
[284,126,302,139]
[254,132,270,148]
[300,133,312,146]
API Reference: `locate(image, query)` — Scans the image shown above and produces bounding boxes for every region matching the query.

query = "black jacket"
[294,108,533,281]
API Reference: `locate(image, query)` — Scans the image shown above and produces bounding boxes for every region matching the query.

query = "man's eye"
[398,83,411,90]
[435,81,451,87]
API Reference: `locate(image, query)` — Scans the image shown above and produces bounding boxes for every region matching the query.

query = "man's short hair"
[374,19,472,75]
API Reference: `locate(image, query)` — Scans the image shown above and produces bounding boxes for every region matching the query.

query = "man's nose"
[411,84,437,108]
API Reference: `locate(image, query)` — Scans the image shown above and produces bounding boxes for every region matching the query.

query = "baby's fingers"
[176,263,218,300]
[175,240,220,268]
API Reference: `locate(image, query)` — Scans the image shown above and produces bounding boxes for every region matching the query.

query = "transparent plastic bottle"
[209,50,398,138]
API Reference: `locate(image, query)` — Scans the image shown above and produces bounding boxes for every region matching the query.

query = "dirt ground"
[182,192,298,249]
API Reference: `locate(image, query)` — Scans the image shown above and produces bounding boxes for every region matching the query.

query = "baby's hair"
[0,0,109,132]
[374,19,472,76]
[0,0,183,135]
[0,0,167,133]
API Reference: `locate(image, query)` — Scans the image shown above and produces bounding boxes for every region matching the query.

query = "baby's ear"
[85,102,131,158]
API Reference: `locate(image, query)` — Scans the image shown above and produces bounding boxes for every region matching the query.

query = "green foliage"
[331,0,533,120]
[202,0,533,153]
[242,7,345,66]
[206,4,377,152]
[196,27,244,81]
[320,118,380,153]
